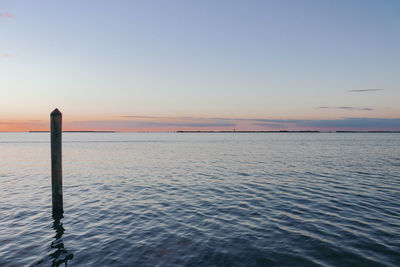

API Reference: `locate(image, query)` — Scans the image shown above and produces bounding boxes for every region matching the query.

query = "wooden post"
[51,108,63,216]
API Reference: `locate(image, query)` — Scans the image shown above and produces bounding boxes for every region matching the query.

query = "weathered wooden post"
[51,108,63,216]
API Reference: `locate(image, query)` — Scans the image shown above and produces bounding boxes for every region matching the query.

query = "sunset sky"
[1,0,399,131]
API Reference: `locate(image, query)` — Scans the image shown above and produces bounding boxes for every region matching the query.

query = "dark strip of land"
[335,131,400,133]
[29,131,117,133]
[27,130,400,133]
[176,130,320,133]
[176,130,400,133]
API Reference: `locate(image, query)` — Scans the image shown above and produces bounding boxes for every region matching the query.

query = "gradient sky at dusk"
[1,0,399,131]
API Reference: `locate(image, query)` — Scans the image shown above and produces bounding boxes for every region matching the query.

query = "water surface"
[0,133,399,266]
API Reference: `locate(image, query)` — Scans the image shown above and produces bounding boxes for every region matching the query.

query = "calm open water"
[0,133,399,266]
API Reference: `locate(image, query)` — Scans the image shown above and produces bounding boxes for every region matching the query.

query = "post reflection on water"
[33,212,73,266]
[49,212,73,266]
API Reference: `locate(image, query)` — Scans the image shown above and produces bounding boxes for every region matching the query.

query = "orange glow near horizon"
[1,115,400,132]
[0,121,47,132]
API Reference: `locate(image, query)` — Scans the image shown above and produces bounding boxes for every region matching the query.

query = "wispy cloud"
[298,118,400,130]
[0,12,15,19]
[243,119,303,123]
[122,115,164,119]
[67,120,236,129]
[348,89,383,93]
[251,123,287,128]
[317,106,374,111]
[337,106,355,110]
[251,118,400,131]
[1,53,12,58]
[65,115,238,130]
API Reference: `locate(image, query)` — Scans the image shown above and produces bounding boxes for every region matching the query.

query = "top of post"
[51,108,62,116]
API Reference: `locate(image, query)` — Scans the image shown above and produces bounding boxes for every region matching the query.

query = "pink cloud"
[0,12,15,19]
[1,53,12,58]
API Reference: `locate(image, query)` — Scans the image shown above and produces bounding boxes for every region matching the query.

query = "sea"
[0,132,399,266]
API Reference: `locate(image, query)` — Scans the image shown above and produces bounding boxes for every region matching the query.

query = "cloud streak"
[251,118,400,131]
[0,12,15,19]
[1,53,12,58]
[348,89,383,93]
[317,106,373,111]
[298,118,400,130]
[251,123,287,128]
[66,120,236,129]
[242,119,303,123]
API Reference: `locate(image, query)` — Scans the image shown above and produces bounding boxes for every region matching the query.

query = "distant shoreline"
[176,130,320,133]
[17,130,399,133]
[29,131,118,133]
[176,130,400,133]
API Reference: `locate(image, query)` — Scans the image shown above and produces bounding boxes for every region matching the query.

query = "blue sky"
[0,0,399,131]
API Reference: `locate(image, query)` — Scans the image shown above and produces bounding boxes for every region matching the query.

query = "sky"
[1,0,399,131]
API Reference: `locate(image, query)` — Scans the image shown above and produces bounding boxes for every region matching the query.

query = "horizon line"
[0,130,399,133]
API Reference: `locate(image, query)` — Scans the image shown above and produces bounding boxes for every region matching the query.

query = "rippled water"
[0,133,399,266]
